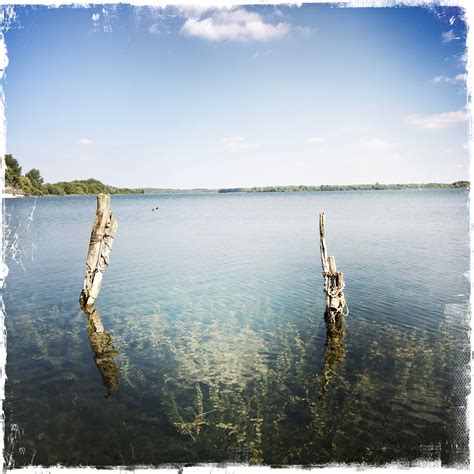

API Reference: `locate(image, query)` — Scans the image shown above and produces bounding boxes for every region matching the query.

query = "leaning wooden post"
[319,212,347,323]
[79,193,118,307]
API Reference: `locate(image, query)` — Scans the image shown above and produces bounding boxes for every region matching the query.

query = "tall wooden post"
[319,212,347,322]
[80,193,118,307]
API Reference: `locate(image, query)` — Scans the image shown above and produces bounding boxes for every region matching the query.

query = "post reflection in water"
[320,311,346,401]
[81,305,120,398]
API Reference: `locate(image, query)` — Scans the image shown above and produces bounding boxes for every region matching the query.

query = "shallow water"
[3,190,470,466]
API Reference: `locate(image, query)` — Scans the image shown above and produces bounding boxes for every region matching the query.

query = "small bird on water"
[152,206,159,211]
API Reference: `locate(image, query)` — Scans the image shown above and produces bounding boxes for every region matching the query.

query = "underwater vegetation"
[3,293,466,466]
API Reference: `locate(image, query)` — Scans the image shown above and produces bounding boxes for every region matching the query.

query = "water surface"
[3,190,470,466]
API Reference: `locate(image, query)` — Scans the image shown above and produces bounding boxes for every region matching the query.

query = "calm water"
[3,190,470,467]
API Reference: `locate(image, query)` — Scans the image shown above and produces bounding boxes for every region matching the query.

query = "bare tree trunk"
[80,193,118,307]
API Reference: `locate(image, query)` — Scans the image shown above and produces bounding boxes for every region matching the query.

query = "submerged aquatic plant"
[4,292,460,466]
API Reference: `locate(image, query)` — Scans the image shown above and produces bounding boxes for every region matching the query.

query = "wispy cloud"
[306,136,325,145]
[432,75,450,84]
[181,8,291,41]
[442,30,458,43]
[432,73,466,84]
[405,111,467,129]
[359,137,393,151]
[252,49,272,59]
[78,138,93,145]
[222,136,259,152]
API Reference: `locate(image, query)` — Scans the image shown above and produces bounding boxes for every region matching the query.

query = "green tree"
[63,182,86,194]
[4,154,22,190]
[17,175,44,195]
[25,168,44,188]
[17,176,34,194]
[45,183,66,195]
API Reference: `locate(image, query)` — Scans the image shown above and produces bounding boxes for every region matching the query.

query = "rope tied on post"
[323,275,348,317]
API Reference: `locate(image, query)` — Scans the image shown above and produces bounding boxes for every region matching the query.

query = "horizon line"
[139,180,469,190]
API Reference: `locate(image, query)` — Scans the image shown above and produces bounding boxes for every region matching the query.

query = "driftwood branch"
[80,193,118,307]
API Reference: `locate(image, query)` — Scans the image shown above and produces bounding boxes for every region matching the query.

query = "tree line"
[4,154,143,196]
[218,181,469,193]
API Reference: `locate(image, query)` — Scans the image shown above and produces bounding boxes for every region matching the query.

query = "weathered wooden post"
[79,193,118,307]
[319,212,347,323]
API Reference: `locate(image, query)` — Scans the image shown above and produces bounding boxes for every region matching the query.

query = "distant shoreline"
[3,181,469,198]
[145,181,469,194]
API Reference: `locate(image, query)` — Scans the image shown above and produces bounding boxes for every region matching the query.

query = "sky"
[2,3,470,189]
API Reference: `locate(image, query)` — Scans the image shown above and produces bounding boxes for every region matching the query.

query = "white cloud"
[222,136,259,152]
[359,137,393,151]
[181,8,291,41]
[442,30,458,43]
[432,75,450,84]
[294,26,314,38]
[92,13,100,22]
[306,136,325,145]
[405,111,467,129]
[78,138,94,145]
[432,73,466,84]
[252,49,272,59]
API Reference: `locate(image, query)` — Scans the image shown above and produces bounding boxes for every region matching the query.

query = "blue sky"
[2,3,469,188]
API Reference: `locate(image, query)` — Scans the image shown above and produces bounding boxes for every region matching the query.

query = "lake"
[2,190,470,467]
